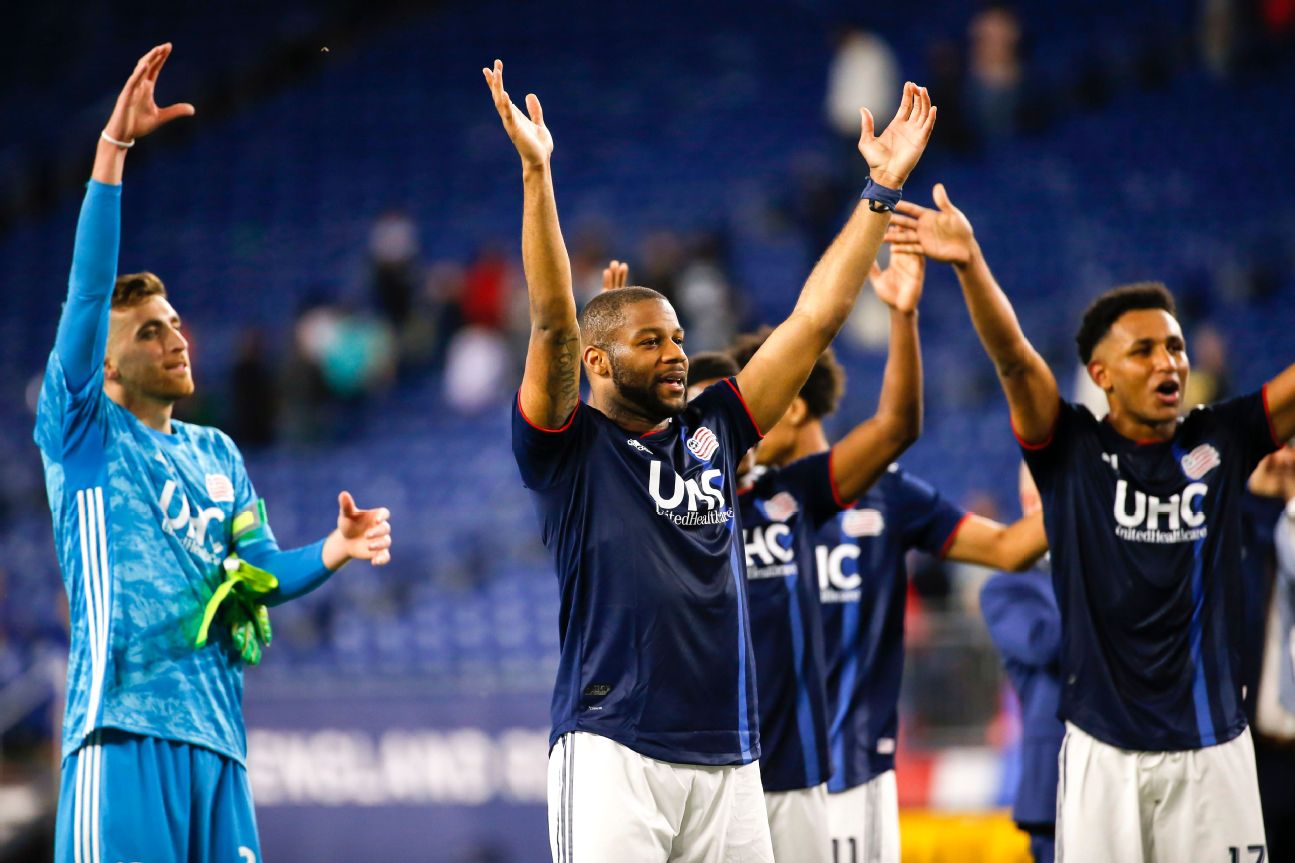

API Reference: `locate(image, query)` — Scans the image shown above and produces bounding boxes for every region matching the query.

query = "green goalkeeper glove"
[195,555,279,665]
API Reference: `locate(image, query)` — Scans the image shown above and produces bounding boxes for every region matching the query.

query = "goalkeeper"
[34,45,394,863]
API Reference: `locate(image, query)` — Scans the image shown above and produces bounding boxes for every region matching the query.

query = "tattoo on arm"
[548,333,581,415]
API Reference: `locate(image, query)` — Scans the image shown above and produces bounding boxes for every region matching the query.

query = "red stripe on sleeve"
[938,512,975,559]
[517,392,579,433]
[724,378,765,439]
[1012,416,1056,451]
[827,448,859,510]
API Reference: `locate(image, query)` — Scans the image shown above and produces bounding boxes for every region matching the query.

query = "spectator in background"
[980,463,1063,863]
[826,25,900,184]
[966,5,1024,144]
[674,232,739,353]
[461,244,513,331]
[227,328,277,447]
[1183,322,1231,409]
[369,209,421,329]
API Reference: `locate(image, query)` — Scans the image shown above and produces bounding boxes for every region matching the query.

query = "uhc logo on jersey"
[1180,444,1221,480]
[842,508,885,537]
[686,427,720,461]
[648,461,734,526]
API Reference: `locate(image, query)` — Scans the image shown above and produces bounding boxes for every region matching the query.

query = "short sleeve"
[33,350,106,461]
[1019,400,1085,493]
[777,452,846,526]
[510,393,588,490]
[687,378,763,463]
[1206,389,1282,476]
[227,437,278,551]
[892,468,969,556]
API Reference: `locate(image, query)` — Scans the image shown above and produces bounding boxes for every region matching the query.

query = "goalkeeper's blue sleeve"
[239,538,333,606]
[55,181,121,391]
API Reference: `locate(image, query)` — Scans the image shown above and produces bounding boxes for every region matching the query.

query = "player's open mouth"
[659,373,685,394]
[1154,379,1180,406]
[166,362,189,375]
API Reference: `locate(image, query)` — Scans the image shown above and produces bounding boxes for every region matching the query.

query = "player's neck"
[786,420,830,462]
[592,391,671,436]
[1104,402,1175,444]
[106,383,175,433]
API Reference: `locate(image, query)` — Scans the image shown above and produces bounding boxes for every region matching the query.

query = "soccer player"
[729,323,1047,863]
[683,246,924,863]
[36,45,393,863]
[483,57,936,859]
[888,183,1295,860]
[981,463,1064,863]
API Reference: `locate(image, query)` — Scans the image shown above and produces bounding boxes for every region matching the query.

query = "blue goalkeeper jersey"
[1022,392,1280,751]
[818,465,968,791]
[512,379,763,766]
[34,181,277,765]
[738,453,844,791]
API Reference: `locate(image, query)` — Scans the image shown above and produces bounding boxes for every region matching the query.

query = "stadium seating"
[2,0,1292,704]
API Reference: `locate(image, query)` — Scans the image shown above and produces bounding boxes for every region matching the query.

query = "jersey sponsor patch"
[842,508,885,537]
[205,473,235,503]
[1180,443,1221,480]
[686,427,720,461]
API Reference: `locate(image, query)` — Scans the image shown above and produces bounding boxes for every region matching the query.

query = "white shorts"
[1057,722,1267,863]
[548,732,775,863]
[825,770,899,863]
[764,784,831,863]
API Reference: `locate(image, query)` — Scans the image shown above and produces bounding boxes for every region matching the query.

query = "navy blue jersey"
[738,453,844,791]
[818,465,968,791]
[512,378,763,766]
[1022,392,1281,751]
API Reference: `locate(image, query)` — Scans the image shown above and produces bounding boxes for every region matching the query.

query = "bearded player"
[888,183,1295,861]
[36,46,393,863]
[485,58,935,860]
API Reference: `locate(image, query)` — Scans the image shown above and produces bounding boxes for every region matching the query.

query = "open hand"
[328,491,392,567]
[857,82,937,190]
[602,259,629,292]
[870,249,925,314]
[483,59,553,169]
[103,44,195,145]
[884,183,977,266]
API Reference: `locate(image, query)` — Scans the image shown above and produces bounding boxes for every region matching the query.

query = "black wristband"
[860,178,902,213]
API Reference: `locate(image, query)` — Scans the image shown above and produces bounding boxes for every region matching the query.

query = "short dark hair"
[1075,282,1177,364]
[112,272,167,310]
[578,286,670,348]
[729,326,845,418]
[687,351,740,387]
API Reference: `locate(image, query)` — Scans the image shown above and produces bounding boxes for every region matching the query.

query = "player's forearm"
[791,203,891,345]
[952,245,1039,378]
[999,512,1048,571]
[874,307,923,447]
[55,180,122,389]
[521,164,577,329]
[91,137,128,186]
[241,538,333,605]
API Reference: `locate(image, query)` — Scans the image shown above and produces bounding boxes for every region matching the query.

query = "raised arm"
[946,511,1048,572]
[56,44,193,390]
[736,82,936,432]
[828,249,925,502]
[1266,364,1295,444]
[886,185,1059,444]
[483,60,579,429]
